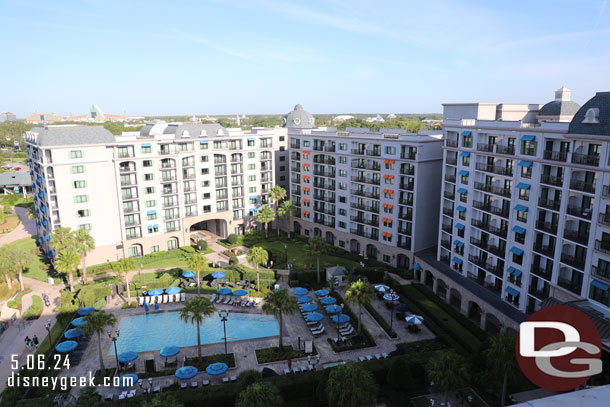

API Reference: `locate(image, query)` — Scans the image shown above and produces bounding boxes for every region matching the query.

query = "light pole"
[45,319,52,349]
[139,263,143,288]
[390,299,394,333]
[219,311,229,355]
[335,305,342,342]
[284,244,288,266]
[108,329,120,373]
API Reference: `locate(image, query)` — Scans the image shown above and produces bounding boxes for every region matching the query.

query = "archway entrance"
[293,221,301,235]
[436,278,448,299]
[449,288,461,310]
[396,253,409,269]
[424,270,434,288]
[190,219,228,238]
[350,239,360,255]
[325,231,335,245]
[366,244,378,260]
[468,301,482,325]
[485,313,502,335]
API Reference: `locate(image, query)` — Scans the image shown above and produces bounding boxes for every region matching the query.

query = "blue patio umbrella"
[117,351,138,364]
[314,289,329,297]
[211,271,226,279]
[206,362,228,376]
[374,284,390,292]
[71,317,87,327]
[182,270,196,278]
[165,287,181,295]
[148,289,164,296]
[331,314,350,324]
[306,312,324,322]
[55,340,78,353]
[383,293,400,302]
[64,328,83,339]
[297,295,313,304]
[320,297,336,305]
[160,346,180,358]
[301,303,318,312]
[117,374,139,388]
[217,287,232,295]
[293,287,308,296]
[175,366,199,380]
[405,315,424,325]
[233,289,248,297]
[325,305,343,314]
[77,307,96,316]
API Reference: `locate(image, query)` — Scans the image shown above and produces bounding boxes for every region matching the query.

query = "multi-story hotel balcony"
[468,255,503,278]
[350,161,380,170]
[603,185,610,198]
[290,141,300,149]
[466,272,501,296]
[349,228,379,240]
[313,193,335,203]
[314,206,335,216]
[474,182,511,198]
[119,163,137,173]
[291,152,301,161]
[537,198,561,212]
[121,190,138,200]
[442,207,453,216]
[445,139,458,148]
[165,225,181,233]
[399,182,414,191]
[124,217,141,227]
[444,174,456,183]
[566,204,592,220]
[163,213,180,221]
[350,175,380,185]
[533,243,555,258]
[350,202,379,213]
[562,228,589,245]
[313,181,335,190]
[440,253,450,265]
[162,200,178,208]
[540,174,563,187]
[313,169,336,178]
[559,252,585,271]
[495,144,515,155]
[291,187,301,196]
[261,163,272,172]
[475,163,513,177]
[571,152,600,167]
[126,230,142,240]
[441,223,453,233]
[592,265,610,284]
[446,157,457,166]
[351,149,365,155]
[350,215,378,227]
[543,150,568,162]
[472,200,509,219]
[230,155,243,164]
[535,220,557,234]
[400,166,415,175]
[312,144,325,151]
[469,237,505,258]
[470,219,508,238]
[598,213,610,227]
[399,196,413,206]
[162,187,178,196]
[443,190,455,200]
[440,239,451,250]
[397,225,411,235]
[314,217,335,227]
[315,156,336,165]
[400,151,416,160]
[569,178,596,194]
[123,204,140,214]
[528,284,550,300]
[477,143,494,153]
[351,189,380,199]
[366,148,381,157]
[160,160,176,169]
[595,239,610,255]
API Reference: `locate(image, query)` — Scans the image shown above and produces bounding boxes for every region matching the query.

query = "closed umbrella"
[217,287,232,295]
[77,307,95,316]
[165,287,181,295]
[293,287,308,296]
[262,367,278,377]
[55,341,78,353]
[233,289,248,297]
[320,297,336,305]
[301,303,318,312]
[148,289,164,296]
[331,314,350,324]
[325,305,343,314]
[64,328,83,339]
[306,312,324,322]
[211,272,226,279]
[206,362,228,376]
[406,315,424,325]
[117,351,138,363]
[374,284,390,292]
[117,374,138,388]
[297,295,313,304]
[71,317,87,327]
[314,289,329,297]
[383,293,400,302]
[175,366,198,380]
[182,270,196,278]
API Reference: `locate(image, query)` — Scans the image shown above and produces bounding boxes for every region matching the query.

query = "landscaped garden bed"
[255,345,317,364]
[7,289,32,310]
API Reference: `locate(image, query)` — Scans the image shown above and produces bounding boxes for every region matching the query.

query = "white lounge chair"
[181,293,186,302]
[153,386,160,393]
[382,353,388,359]
[118,391,127,399]
[222,377,229,383]
[366,355,373,361]
[230,376,237,382]
[202,379,210,386]
[163,295,169,303]
[127,390,136,398]
[312,326,325,335]
[138,297,144,306]
[215,295,222,303]
[174,294,180,302]
[284,368,290,374]
[358,356,365,362]
[292,367,299,374]
[223,297,231,305]
[210,294,217,303]
[180,382,187,390]
[300,366,307,373]
[375,354,381,360]
[191,381,198,388]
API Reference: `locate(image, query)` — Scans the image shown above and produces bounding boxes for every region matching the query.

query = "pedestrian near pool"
[33,335,39,348]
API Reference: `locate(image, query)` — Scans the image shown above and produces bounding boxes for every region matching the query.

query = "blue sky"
[1,0,609,116]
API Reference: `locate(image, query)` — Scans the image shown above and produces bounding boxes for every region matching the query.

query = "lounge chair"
[118,391,127,400]
[284,368,290,374]
[375,354,381,360]
[163,295,169,304]
[168,295,174,303]
[292,367,299,374]
[223,297,231,305]
[366,355,373,361]
[153,386,160,393]
[127,390,136,398]
[300,366,307,373]
[175,294,181,302]
[215,295,223,303]
[203,380,210,386]
[138,297,144,306]
[191,381,198,388]
[230,376,237,382]
[222,377,229,383]
[210,294,217,303]
[382,353,388,359]
[311,326,325,335]
[340,327,354,336]
[181,293,186,301]
[358,356,365,362]
[104,394,113,401]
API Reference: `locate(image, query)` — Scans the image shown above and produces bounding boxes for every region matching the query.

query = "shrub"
[227,234,238,244]
[81,291,95,308]
[58,290,78,314]
[387,358,409,389]
[288,280,299,287]
[229,255,239,265]
[266,247,286,268]
[23,296,43,320]
[92,298,106,310]
[196,240,208,251]
[7,290,32,310]
[130,301,138,308]
[180,246,196,254]
[237,369,261,389]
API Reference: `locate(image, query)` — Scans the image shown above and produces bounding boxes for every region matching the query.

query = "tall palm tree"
[345,280,374,335]
[55,249,80,293]
[262,289,298,351]
[269,186,286,237]
[50,227,76,253]
[247,247,268,291]
[0,246,17,290]
[179,297,214,363]
[83,311,116,373]
[326,364,377,407]
[277,201,295,239]
[255,206,276,238]
[112,257,136,303]
[485,333,518,407]
[426,351,468,405]
[306,236,330,283]
[12,248,30,292]
[187,253,207,297]
[74,229,95,285]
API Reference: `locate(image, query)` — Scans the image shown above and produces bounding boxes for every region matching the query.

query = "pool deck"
[62,281,433,400]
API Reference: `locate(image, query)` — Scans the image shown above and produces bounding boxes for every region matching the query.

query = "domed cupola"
[537,86,581,122]
[283,104,315,129]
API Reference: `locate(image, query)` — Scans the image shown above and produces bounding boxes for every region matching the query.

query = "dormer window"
[181,130,190,138]
[582,108,600,124]
[216,129,224,136]
[200,130,207,137]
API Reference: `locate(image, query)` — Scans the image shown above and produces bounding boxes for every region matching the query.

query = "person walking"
[32,335,39,348]
[44,294,50,307]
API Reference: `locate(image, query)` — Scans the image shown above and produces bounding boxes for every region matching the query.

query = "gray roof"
[327,265,346,276]
[146,123,230,138]
[568,91,610,136]
[283,104,315,129]
[539,297,610,343]
[0,171,31,186]
[538,100,580,117]
[30,126,115,147]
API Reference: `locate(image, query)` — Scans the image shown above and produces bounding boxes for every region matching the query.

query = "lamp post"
[219,311,229,355]
[107,329,120,373]
[336,305,342,342]
[45,319,52,349]
[389,299,394,333]
[284,244,288,266]
[139,263,143,288]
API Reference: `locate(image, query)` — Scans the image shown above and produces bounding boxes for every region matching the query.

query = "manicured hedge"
[7,289,31,310]
[364,302,397,338]
[255,345,317,363]
[22,296,43,320]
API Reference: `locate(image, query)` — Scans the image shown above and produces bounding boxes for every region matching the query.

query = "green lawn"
[4,237,54,282]
[253,240,361,271]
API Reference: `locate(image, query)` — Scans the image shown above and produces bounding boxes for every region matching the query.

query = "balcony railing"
[446,139,458,147]
[560,253,585,270]
[350,176,380,185]
[399,197,413,206]
[477,143,494,152]
[351,161,380,170]
[531,265,553,281]
[599,213,610,227]
[475,163,513,176]
[528,286,550,300]
[398,212,412,221]
[443,191,455,200]
[443,208,453,216]
[351,149,365,155]
[469,237,505,257]
[446,157,457,165]
[470,219,507,238]
[595,240,610,255]
[540,174,563,187]
[400,183,414,191]
[313,194,335,203]
[569,179,596,193]
[400,167,415,175]
[571,153,600,167]
[441,224,452,233]
[441,239,451,250]
[397,226,411,235]
[566,205,592,220]
[533,243,555,258]
[467,273,501,296]
[366,149,381,157]
[474,182,511,198]
[351,189,380,199]
[290,142,300,149]
[400,152,416,160]
[349,228,379,240]
[325,145,336,153]
[472,201,509,218]
[563,229,589,245]
[350,216,378,227]
[543,150,568,162]
[557,277,582,295]
[468,255,503,277]
[445,174,456,183]
[535,220,557,234]
[349,202,379,213]
[537,198,561,211]
[496,144,515,155]
[592,266,610,283]
[313,182,335,190]
[315,156,337,165]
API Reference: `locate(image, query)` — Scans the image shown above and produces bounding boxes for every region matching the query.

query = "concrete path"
[0,206,37,247]
[387,272,411,286]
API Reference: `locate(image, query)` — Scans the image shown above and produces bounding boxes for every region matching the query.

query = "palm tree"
[112,258,136,303]
[326,364,377,407]
[74,229,95,285]
[83,311,116,373]
[247,247,268,291]
[12,248,30,291]
[55,249,80,293]
[50,227,76,253]
[426,351,468,405]
[0,246,17,290]
[345,280,374,335]
[306,236,330,283]
[269,186,287,237]
[277,201,295,239]
[485,333,518,407]
[179,297,214,363]
[262,289,298,351]
[255,206,276,238]
[187,253,207,297]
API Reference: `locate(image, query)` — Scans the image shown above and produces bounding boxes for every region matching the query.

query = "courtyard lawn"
[253,240,361,271]
[0,213,20,234]
[4,236,53,282]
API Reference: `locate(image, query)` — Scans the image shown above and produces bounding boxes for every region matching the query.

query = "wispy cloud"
[492,28,610,49]
[595,0,608,29]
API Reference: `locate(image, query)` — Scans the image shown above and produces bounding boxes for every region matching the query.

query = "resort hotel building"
[286,105,444,269]
[25,122,288,264]
[438,87,610,315]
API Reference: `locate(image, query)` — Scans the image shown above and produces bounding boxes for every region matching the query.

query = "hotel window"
[384,177,394,185]
[203,205,211,213]
[339,143,347,151]
[279,146,285,151]
[73,180,87,189]
[460,174,468,184]
[520,165,532,179]
[145,187,155,194]
[383,255,391,263]
[458,210,466,221]
[74,195,89,203]
[213,141,223,149]
[144,173,154,181]
[168,239,178,250]
[141,145,152,154]
[248,164,256,170]
[462,135,472,148]
[249,187,256,193]
[338,196,346,203]
[338,183,347,190]
[145,200,156,207]
[76,209,90,218]
[200,142,209,150]
[338,208,346,216]
[515,230,525,244]
[516,209,528,223]
[150,245,159,254]
[382,234,392,242]
[248,175,256,182]
[383,206,393,214]
[338,221,346,228]
[70,165,85,174]
[147,212,157,221]
[143,160,153,167]
[69,150,83,159]
[462,155,470,166]
[303,141,310,147]
[77,223,92,231]
[280,166,285,171]
[217,201,227,211]
[339,170,346,177]
[459,192,467,203]
[521,140,537,156]
[201,180,210,187]
[248,152,255,158]
[518,188,530,201]
[385,146,395,155]
[339,240,345,248]
[203,192,211,199]
[383,219,392,227]
[279,136,285,141]
[200,156,209,163]
[512,251,523,265]
[247,139,255,147]
[339,156,347,164]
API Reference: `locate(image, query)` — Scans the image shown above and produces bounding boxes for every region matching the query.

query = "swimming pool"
[108,311,279,355]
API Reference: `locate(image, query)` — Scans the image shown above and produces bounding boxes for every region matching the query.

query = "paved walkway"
[0,206,36,246]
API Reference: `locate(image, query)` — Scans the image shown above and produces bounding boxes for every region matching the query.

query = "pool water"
[109,311,279,355]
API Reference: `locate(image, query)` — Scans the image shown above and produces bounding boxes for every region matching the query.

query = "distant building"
[366,114,385,123]
[66,104,130,122]
[387,113,397,119]
[26,112,63,124]
[0,171,31,195]
[333,115,355,122]
[0,112,16,122]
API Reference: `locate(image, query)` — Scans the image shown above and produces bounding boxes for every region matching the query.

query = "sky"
[1,0,609,117]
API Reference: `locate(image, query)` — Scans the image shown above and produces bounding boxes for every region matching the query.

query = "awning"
[505,286,520,297]
[147,210,157,215]
[460,152,470,157]
[153,224,159,228]
[148,225,153,230]
[456,206,466,212]
[200,141,208,144]
[518,160,533,167]
[452,256,463,265]
[455,223,465,230]
[454,240,464,248]
[591,279,610,291]
[43,220,48,226]
[515,204,528,212]
[512,226,526,234]
[521,135,536,141]
[510,247,524,256]
[517,183,531,190]
[457,188,468,194]
[508,267,523,277]
[141,143,151,147]
[247,137,255,141]
[249,195,258,199]
[459,170,469,176]
[461,131,472,136]
[250,208,258,212]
